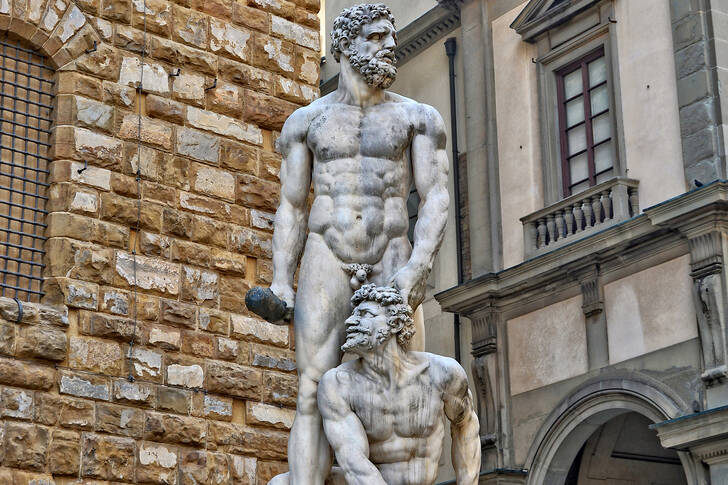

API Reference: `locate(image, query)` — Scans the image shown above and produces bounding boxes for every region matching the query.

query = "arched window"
[0,36,54,302]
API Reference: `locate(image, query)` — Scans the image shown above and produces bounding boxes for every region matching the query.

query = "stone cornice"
[320,5,461,95]
[652,405,728,452]
[436,182,728,317]
[511,0,602,42]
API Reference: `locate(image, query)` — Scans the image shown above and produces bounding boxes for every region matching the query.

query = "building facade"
[0,0,321,483]
[432,0,728,484]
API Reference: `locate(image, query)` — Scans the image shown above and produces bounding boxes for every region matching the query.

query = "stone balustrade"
[521,178,640,257]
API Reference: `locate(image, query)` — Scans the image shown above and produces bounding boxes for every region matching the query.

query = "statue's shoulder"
[321,360,358,388]
[385,93,445,134]
[420,352,468,390]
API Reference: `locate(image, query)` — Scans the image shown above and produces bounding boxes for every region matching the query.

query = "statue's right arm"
[318,370,388,485]
[270,108,313,308]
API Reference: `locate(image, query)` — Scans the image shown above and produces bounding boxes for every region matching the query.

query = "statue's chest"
[308,105,413,161]
[351,380,442,439]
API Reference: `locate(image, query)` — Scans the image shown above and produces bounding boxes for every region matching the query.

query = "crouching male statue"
[270,285,481,485]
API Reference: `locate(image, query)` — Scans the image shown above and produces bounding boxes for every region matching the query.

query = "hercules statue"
[245,4,450,484]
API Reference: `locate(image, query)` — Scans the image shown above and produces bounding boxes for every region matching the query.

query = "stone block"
[229,454,257,483]
[173,4,208,48]
[187,106,263,145]
[59,371,111,400]
[216,337,239,360]
[250,344,295,371]
[100,191,164,231]
[246,401,295,430]
[172,71,205,105]
[679,98,714,137]
[69,336,124,375]
[137,442,179,485]
[230,226,273,259]
[118,56,170,95]
[170,240,211,267]
[262,370,297,407]
[181,330,215,357]
[3,422,49,471]
[253,34,295,75]
[101,0,131,21]
[258,461,289,484]
[260,149,281,181]
[294,46,318,85]
[191,392,233,420]
[271,14,317,49]
[188,215,228,248]
[115,251,180,296]
[161,299,197,328]
[180,450,230,485]
[207,81,243,117]
[179,191,229,218]
[227,425,288,459]
[115,24,150,55]
[103,80,136,109]
[147,94,186,124]
[220,140,258,174]
[132,0,172,36]
[176,126,220,163]
[75,95,115,132]
[151,36,217,75]
[119,114,173,151]
[682,125,717,166]
[149,324,182,350]
[675,40,707,79]
[190,163,236,201]
[156,385,191,414]
[63,128,123,168]
[70,190,99,214]
[243,89,298,130]
[81,433,135,481]
[294,5,317,28]
[218,57,273,93]
[79,311,137,343]
[130,346,164,382]
[100,287,130,315]
[210,18,252,62]
[166,363,204,388]
[199,308,230,334]
[677,67,712,108]
[75,43,121,81]
[206,360,262,399]
[144,411,207,445]
[191,0,232,18]
[248,0,294,19]
[16,324,67,361]
[0,320,14,355]
[210,248,247,274]
[673,12,703,51]
[96,402,145,437]
[57,72,104,100]
[43,277,99,310]
[49,429,81,475]
[250,209,275,232]
[113,378,156,406]
[233,2,269,31]
[219,275,250,313]
[1,387,33,419]
[139,231,172,260]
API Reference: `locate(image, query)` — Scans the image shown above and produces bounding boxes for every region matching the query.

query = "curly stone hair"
[351,284,414,348]
[330,3,396,62]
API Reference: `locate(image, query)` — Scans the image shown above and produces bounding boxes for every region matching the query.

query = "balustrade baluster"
[546,214,556,245]
[583,199,593,228]
[537,218,547,248]
[628,188,639,216]
[555,210,565,241]
[573,203,584,233]
[601,189,612,221]
[592,195,603,225]
[564,207,575,236]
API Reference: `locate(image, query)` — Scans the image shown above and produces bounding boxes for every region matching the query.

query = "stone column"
[578,266,609,370]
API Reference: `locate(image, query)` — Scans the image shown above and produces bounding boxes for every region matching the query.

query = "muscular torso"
[338,354,447,485]
[305,96,417,265]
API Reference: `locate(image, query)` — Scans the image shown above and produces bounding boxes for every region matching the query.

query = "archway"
[524,376,703,485]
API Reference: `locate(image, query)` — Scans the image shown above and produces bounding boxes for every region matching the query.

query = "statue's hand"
[389,265,423,310]
[270,283,295,310]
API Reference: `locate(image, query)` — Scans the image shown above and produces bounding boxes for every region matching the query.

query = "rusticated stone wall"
[0,0,320,482]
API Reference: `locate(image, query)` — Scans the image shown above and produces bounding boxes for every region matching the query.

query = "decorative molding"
[511,0,602,43]
[320,5,461,95]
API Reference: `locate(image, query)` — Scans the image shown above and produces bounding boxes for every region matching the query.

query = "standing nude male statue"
[248,4,450,484]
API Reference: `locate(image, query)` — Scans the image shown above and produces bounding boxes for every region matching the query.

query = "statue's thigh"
[294,237,352,379]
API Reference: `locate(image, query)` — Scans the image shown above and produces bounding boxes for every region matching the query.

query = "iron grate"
[0,37,54,302]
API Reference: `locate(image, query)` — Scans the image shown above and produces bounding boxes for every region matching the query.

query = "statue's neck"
[359,340,410,387]
[336,58,386,108]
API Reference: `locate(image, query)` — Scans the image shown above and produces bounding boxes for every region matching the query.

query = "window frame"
[532,0,625,205]
[555,45,613,197]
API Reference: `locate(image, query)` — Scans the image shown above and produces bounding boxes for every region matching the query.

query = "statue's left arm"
[391,104,450,310]
[442,359,481,485]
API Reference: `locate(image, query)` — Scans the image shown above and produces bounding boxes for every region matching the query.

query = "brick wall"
[0,0,320,482]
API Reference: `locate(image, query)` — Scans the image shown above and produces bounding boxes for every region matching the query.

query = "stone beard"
[348,47,397,89]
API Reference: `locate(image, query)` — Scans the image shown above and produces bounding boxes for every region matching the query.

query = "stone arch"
[0,0,103,68]
[524,372,704,485]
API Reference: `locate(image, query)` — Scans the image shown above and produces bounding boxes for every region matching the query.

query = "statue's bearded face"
[342,300,393,353]
[346,17,397,88]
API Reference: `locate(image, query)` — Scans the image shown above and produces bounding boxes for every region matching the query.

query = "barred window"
[0,37,53,302]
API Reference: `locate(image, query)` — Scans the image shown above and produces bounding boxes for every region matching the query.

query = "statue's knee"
[296,373,321,415]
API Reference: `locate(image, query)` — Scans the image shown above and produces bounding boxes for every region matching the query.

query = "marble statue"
[246,4,452,484]
[270,285,481,485]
